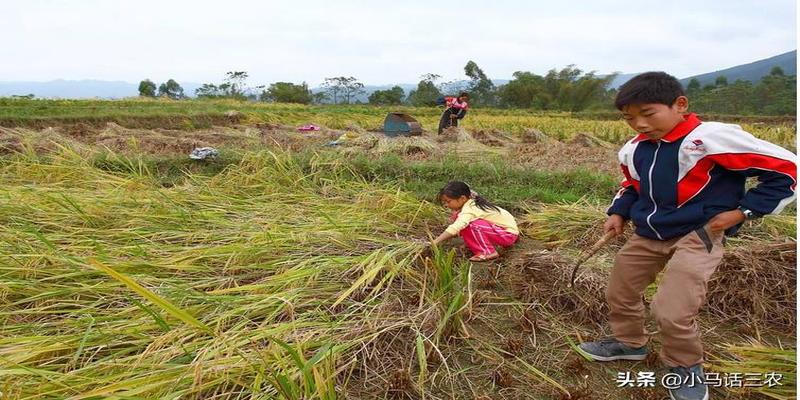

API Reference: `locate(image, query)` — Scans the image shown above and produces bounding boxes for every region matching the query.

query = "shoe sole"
[576,347,648,362]
[669,387,708,400]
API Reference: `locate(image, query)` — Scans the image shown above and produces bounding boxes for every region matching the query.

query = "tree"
[495,66,614,111]
[716,80,754,114]
[311,91,330,104]
[754,69,796,115]
[686,78,701,94]
[368,86,405,105]
[715,75,728,87]
[223,71,249,100]
[407,74,443,106]
[157,79,185,99]
[321,76,365,104]
[496,71,544,108]
[261,82,312,104]
[195,83,222,98]
[464,60,496,106]
[138,79,156,97]
[195,71,258,100]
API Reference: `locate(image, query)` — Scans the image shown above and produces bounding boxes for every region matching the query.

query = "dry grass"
[507,250,609,328]
[706,242,797,330]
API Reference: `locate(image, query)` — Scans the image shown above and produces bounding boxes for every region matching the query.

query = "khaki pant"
[606,226,724,367]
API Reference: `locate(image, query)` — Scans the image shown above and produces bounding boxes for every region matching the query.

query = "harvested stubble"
[0,126,90,155]
[507,242,798,333]
[2,123,261,157]
[511,139,619,176]
[706,242,797,330]
[517,202,797,332]
[508,250,609,327]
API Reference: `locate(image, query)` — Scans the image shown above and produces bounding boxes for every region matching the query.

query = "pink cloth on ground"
[297,124,320,131]
[458,218,518,256]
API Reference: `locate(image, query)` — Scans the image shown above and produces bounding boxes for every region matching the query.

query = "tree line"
[686,67,795,115]
[137,62,796,115]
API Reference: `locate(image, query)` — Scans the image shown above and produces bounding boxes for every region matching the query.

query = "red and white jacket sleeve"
[692,123,797,216]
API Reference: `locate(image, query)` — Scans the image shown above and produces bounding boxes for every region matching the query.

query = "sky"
[2,0,796,86]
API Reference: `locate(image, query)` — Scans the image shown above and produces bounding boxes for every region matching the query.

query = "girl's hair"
[458,92,470,98]
[438,181,500,212]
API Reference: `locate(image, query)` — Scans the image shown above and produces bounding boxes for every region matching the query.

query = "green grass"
[340,153,618,209]
[83,150,619,208]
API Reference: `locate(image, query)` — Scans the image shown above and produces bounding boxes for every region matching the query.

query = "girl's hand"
[432,231,455,246]
[707,209,746,233]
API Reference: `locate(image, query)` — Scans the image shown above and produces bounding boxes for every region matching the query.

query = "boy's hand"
[604,214,626,235]
[707,209,746,232]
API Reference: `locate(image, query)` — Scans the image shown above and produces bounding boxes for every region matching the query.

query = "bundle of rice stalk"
[374,136,439,158]
[742,214,797,240]
[705,242,796,331]
[347,132,380,149]
[522,201,796,250]
[469,129,510,147]
[709,343,796,400]
[435,127,477,143]
[417,246,471,346]
[520,201,616,249]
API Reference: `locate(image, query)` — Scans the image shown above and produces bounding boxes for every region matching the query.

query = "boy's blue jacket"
[607,113,797,240]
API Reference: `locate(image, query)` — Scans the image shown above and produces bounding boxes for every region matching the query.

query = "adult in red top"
[438,92,469,134]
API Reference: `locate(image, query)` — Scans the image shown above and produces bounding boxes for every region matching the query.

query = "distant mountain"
[679,50,796,87]
[605,73,641,89]
[0,79,203,99]
[1,51,794,99]
[310,79,510,103]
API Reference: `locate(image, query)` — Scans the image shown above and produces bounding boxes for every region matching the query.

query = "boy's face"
[621,96,689,140]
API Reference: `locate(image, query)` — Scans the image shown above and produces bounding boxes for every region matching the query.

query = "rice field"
[1,98,795,150]
[0,99,796,399]
[1,148,437,398]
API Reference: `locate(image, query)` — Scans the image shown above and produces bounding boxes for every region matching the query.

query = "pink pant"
[458,218,518,256]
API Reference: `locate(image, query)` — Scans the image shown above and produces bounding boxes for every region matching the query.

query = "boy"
[437,92,469,134]
[578,72,796,400]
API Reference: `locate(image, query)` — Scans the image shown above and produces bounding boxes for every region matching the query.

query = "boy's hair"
[438,181,500,212]
[614,72,685,110]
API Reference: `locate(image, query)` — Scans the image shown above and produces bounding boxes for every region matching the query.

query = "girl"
[431,181,519,261]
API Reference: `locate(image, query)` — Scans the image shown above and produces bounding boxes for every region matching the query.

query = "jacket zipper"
[646,142,664,240]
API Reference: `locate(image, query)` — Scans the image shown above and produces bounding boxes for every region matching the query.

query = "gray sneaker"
[577,337,648,361]
[667,364,709,400]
